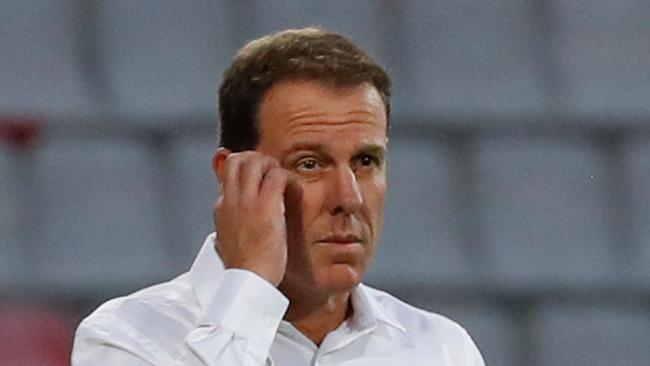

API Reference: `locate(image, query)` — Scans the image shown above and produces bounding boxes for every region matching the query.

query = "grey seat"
[30,137,171,296]
[536,303,650,366]
[167,133,218,268]
[367,136,474,286]
[0,0,94,118]
[395,0,545,118]
[624,137,650,284]
[241,1,389,66]
[552,0,650,116]
[98,0,234,121]
[0,145,23,287]
[477,137,616,288]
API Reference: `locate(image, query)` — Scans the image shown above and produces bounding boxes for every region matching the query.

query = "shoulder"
[360,284,485,364]
[360,284,477,346]
[74,273,200,357]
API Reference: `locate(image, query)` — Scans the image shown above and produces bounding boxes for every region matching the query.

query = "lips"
[317,234,362,244]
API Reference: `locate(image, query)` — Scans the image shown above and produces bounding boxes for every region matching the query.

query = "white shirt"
[72,233,485,365]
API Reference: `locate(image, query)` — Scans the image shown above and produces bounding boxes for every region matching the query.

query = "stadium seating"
[97,0,232,121]
[242,1,388,64]
[167,133,219,268]
[1,2,648,365]
[369,136,474,285]
[0,302,74,366]
[397,0,545,116]
[476,136,617,288]
[0,0,95,118]
[31,136,174,296]
[0,144,21,288]
[624,137,650,284]
[552,0,650,115]
[536,303,650,366]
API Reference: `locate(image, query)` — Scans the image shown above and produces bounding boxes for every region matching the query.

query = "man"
[72,27,485,365]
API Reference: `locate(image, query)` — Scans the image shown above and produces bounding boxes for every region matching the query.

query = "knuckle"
[239,151,260,160]
[231,152,279,167]
[267,167,285,179]
[263,155,279,165]
[227,151,255,162]
[223,153,241,168]
[229,151,266,167]
[266,168,290,187]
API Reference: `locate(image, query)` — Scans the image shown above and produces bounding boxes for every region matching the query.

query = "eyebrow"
[354,145,386,160]
[281,143,328,156]
[281,142,386,158]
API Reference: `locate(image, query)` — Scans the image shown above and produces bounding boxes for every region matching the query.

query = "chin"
[318,263,365,294]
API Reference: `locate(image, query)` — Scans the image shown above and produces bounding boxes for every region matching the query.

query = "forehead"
[256,80,387,152]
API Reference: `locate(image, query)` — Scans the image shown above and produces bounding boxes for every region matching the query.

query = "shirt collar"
[189,232,225,311]
[351,284,407,334]
[189,233,407,335]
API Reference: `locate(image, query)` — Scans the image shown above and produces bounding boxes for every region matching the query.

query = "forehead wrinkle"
[287,128,324,137]
[286,107,378,124]
[286,109,326,125]
[285,120,380,137]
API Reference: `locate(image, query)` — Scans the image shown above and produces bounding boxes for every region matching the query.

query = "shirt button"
[263,315,277,328]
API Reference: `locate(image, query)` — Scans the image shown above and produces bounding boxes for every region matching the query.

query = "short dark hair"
[218,27,391,151]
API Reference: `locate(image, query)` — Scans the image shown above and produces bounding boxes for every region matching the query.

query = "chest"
[269,330,460,366]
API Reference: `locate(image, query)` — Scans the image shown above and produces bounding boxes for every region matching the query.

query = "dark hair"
[218,27,391,151]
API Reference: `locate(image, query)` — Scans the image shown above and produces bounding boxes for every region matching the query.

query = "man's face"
[256,79,388,299]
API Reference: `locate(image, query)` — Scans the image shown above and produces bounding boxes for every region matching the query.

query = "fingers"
[220,153,243,202]
[259,167,291,211]
[211,151,292,286]
[239,154,280,202]
[219,151,288,205]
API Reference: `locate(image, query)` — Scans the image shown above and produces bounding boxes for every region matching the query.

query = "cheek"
[362,177,387,231]
[367,176,387,211]
[297,181,326,225]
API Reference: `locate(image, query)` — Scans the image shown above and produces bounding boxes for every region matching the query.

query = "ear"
[212,147,231,183]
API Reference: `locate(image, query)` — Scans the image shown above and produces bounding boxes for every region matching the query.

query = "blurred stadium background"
[1,1,649,365]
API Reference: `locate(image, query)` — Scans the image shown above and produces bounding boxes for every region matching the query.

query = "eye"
[295,158,321,172]
[355,154,381,169]
[359,154,378,167]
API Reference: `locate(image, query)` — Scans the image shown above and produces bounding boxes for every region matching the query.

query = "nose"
[327,166,363,215]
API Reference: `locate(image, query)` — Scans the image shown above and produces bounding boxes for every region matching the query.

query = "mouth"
[317,234,363,245]
[316,234,365,264]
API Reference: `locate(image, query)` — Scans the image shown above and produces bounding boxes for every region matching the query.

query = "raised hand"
[212,150,295,286]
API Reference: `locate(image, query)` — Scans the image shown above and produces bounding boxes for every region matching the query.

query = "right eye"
[295,158,321,172]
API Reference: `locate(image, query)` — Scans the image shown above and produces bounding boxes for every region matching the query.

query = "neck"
[280,286,353,345]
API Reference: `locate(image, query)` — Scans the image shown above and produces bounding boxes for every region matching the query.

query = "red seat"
[0,302,74,366]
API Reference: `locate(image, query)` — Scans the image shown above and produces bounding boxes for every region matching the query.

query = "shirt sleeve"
[184,269,289,364]
[72,269,289,366]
